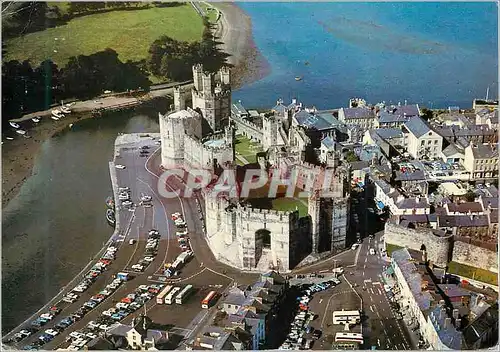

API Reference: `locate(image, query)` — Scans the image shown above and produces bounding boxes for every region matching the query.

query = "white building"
[373,178,430,215]
[463,143,499,180]
[403,116,443,160]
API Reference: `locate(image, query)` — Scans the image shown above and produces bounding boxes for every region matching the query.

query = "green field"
[385,243,404,257]
[447,261,498,286]
[4,5,204,67]
[235,135,263,164]
[272,198,309,218]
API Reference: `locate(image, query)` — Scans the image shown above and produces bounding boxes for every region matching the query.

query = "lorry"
[117,272,131,281]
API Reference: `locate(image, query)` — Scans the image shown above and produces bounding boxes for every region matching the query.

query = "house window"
[434,140,438,144]
[421,140,425,146]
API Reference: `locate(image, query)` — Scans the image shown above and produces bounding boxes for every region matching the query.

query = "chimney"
[439,299,446,307]
[292,98,297,105]
[439,307,446,320]
[472,294,480,306]
[452,309,459,319]
[416,196,420,203]
[455,318,462,329]
[444,317,452,329]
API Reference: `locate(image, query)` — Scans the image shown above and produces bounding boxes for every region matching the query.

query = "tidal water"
[234,2,498,109]
[1,113,159,333]
[2,2,498,334]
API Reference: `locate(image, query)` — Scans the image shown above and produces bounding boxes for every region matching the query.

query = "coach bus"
[175,284,194,305]
[156,285,173,304]
[201,291,218,309]
[332,310,361,325]
[165,286,181,305]
[335,332,363,344]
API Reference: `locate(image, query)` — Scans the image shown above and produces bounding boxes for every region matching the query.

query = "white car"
[99,325,111,332]
[122,200,133,206]
[370,248,376,255]
[45,329,59,337]
[86,333,98,339]
[115,164,126,169]
[143,256,154,262]
[116,302,129,310]
[132,264,145,272]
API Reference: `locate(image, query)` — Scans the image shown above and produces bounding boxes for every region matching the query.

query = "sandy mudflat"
[2,3,269,209]
[213,2,271,88]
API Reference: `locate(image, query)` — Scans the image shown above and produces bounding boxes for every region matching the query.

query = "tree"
[345,151,359,163]
[421,107,433,121]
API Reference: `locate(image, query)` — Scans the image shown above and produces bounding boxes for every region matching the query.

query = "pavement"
[4,136,415,351]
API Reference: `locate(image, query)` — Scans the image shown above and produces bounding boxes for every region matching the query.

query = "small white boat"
[51,115,60,121]
[52,110,65,119]
[6,136,14,140]
[32,117,40,123]
[16,129,26,135]
[9,121,20,129]
[69,123,74,128]
[61,106,71,114]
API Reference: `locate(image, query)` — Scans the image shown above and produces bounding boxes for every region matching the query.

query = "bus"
[335,332,363,344]
[165,287,181,305]
[156,285,173,304]
[175,284,194,305]
[201,291,218,309]
[332,310,361,325]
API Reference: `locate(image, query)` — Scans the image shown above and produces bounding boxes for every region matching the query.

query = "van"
[351,244,359,250]
[129,239,136,245]
[370,248,376,255]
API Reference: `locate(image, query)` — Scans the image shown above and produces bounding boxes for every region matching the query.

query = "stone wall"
[203,193,302,272]
[451,241,498,273]
[384,221,452,267]
[231,115,263,143]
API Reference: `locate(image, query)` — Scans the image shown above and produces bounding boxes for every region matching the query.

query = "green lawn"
[447,261,498,286]
[272,198,309,218]
[235,135,263,164]
[4,4,204,67]
[385,243,404,257]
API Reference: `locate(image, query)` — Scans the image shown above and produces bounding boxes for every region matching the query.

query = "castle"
[159,64,351,272]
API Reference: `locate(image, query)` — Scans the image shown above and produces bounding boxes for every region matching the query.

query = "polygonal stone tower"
[191,64,231,132]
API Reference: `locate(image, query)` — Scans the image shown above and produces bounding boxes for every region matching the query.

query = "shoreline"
[212,2,271,89]
[1,3,266,209]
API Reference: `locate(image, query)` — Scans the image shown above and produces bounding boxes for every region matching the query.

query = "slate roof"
[232,101,248,116]
[321,136,335,149]
[446,202,484,214]
[392,248,433,313]
[272,102,287,115]
[438,284,471,298]
[481,197,498,210]
[469,144,499,159]
[376,128,403,140]
[463,303,499,348]
[341,106,375,119]
[455,125,495,137]
[224,287,247,306]
[437,215,489,228]
[108,323,134,337]
[349,160,370,171]
[395,169,426,181]
[428,305,463,350]
[404,116,433,138]
[442,143,464,157]
[378,110,410,124]
[294,110,335,131]
[396,197,430,209]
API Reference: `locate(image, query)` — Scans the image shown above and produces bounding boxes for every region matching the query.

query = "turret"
[220,66,231,86]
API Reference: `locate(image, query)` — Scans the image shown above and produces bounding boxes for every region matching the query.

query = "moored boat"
[32,117,40,123]
[106,209,116,227]
[16,129,26,135]
[9,121,20,129]
[106,196,115,209]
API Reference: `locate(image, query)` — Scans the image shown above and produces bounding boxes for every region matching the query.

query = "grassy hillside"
[4,4,204,67]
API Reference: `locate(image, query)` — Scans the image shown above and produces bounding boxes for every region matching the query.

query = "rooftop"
[294,110,339,131]
[341,106,375,119]
[469,143,499,159]
[403,116,433,138]
[437,215,489,228]
[232,101,248,117]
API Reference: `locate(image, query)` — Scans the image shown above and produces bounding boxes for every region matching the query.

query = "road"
[345,231,413,350]
[3,134,258,350]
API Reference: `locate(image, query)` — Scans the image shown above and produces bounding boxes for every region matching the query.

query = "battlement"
[239,204,297,217]
[185,133,231,153]
[231,115,262,132]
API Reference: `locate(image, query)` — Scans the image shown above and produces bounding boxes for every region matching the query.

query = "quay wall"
[3,160,123,340]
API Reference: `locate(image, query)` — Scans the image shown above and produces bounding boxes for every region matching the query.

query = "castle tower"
[159,111,187,168]
[193,64,204,92]
[191,64,232,132]
[220,66,231,86]
[224,123,235,161]
[308,190,321,254]
[262,115,278,151]
[173,86,185,111]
